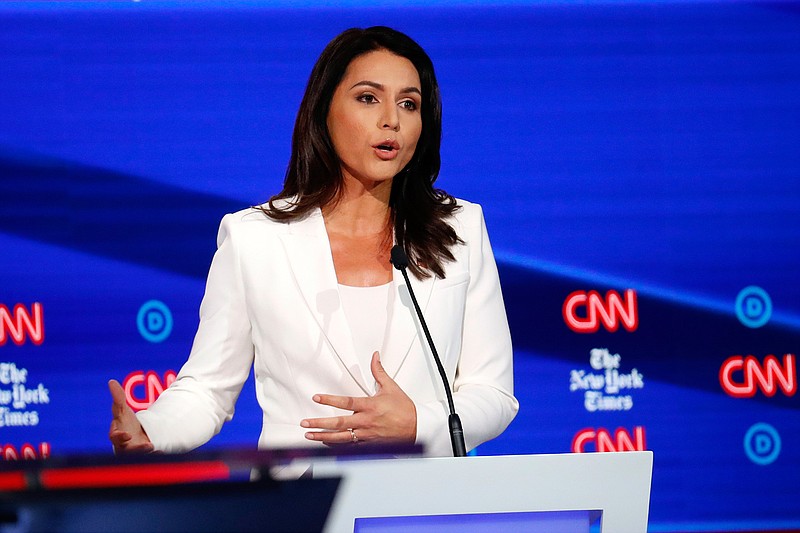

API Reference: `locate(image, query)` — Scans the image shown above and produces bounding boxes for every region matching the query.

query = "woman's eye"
[400,100,418,111]
[357,94,377,104]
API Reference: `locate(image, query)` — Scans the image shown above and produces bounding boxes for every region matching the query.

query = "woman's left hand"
[301,351,417,445]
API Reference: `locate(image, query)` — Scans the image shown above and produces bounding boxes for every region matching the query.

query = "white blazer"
[137,199,518,457]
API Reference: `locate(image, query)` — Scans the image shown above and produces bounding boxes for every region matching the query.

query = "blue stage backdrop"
[1,2,798,531]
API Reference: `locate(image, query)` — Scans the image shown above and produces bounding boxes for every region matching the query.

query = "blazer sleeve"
[414,204,519,456]
[136,213,255,453]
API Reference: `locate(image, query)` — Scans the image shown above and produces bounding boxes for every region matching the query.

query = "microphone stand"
[391,245,467,457]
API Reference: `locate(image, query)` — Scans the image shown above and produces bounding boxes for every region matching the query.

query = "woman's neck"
[322,178,394,287]
[322,178,392,238]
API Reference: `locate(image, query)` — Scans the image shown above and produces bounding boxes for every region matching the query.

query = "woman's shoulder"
[223,199,311,228]
[215,202,302,243]
[222,206,281,228]
[451,197,485,230]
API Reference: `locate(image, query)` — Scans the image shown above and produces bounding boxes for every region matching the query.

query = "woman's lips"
[373,140,400,160]
[373,147,399,160]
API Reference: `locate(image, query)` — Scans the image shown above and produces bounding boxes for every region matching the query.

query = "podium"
[312,451,653,532]
[0,449,652,532]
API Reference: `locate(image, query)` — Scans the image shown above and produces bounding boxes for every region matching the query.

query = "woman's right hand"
[108,379,154,454]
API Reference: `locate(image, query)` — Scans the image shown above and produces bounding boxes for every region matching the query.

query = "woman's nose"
[380,103,400,131]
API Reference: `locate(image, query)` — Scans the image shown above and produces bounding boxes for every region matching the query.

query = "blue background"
[1,1,798,531]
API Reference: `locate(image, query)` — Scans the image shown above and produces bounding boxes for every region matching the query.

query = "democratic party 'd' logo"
[735,286,772,328]
[744,423,781,466]
[137,300,173,343]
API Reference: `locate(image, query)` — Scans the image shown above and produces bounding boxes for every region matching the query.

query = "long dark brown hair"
[260,26,462,279]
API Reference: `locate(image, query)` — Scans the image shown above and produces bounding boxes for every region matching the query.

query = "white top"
[137,200,518,457]
[338,282,392,392]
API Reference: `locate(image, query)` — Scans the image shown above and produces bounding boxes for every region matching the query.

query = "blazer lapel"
[278,209,371,395]
[381,263,436,381]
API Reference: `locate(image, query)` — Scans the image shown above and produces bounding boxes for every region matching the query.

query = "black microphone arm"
[390,245,467,457]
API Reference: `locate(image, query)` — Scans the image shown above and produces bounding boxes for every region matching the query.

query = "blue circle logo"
[735,286,772,328]
[137,300,173,343]
[744,423,781,465]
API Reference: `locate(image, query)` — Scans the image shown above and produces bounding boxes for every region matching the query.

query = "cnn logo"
[123,370,177,411]
[0,303,44,346]
[719,354,796,398]
[1,442,51,461]
[572,426,647,453]
[563,290,638,333]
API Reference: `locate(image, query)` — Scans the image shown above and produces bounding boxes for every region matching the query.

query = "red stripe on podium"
[39,461,231,489]
[0,471,27,491]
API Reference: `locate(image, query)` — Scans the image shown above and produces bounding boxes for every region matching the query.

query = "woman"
[109,26,518,457]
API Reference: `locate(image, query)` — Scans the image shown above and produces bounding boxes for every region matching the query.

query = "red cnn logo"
[123,370,177,411]
[563,290,638,333]
[1,442,51,461]
[719,354,796,398]
[572,426,647,453]
[0,303,44,346]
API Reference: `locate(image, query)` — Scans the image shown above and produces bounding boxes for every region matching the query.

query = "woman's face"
[327,49,422,190]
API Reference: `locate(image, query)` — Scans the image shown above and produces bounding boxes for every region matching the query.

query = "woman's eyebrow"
[349,80,421,95]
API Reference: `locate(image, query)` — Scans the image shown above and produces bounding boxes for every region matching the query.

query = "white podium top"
[311,451,653,533]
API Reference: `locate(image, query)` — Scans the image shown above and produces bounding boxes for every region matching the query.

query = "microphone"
[390,245,467,457]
